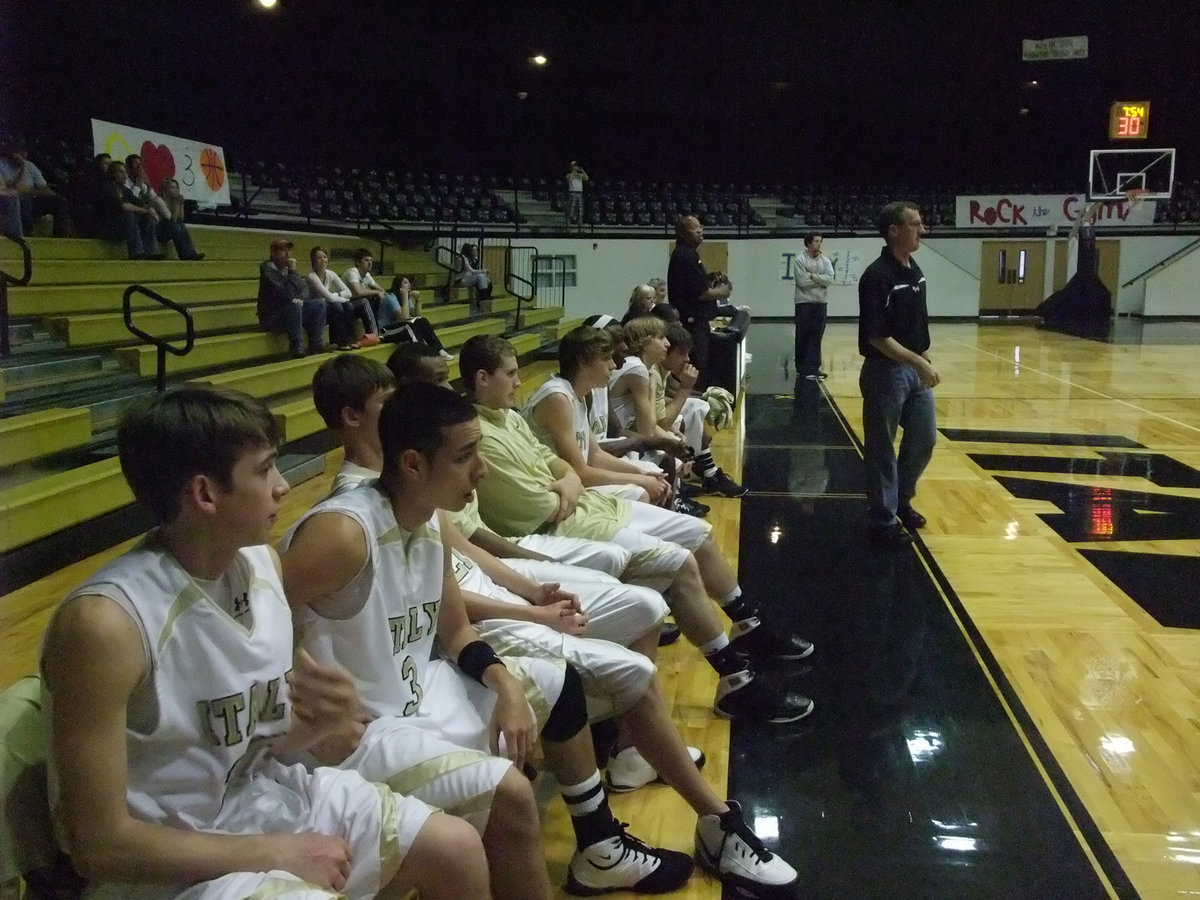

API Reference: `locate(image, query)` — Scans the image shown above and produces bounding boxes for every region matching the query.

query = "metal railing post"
[123,285,195,392]
[0,235,33,359]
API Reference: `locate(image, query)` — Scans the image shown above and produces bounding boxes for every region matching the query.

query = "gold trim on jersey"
[375,782,404,887]
[245,874,342,900]
[505,657,564,727]
[157,584,211,652]
[447,791,495,822]
[383,748,496,797]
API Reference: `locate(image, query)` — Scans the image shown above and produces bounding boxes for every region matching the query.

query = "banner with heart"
[91,118,230,206]
[139,142,176,191]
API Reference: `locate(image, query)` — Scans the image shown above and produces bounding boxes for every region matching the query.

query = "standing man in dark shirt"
[858,201,939,548]
[667,216,731,389]
[257,237,327,358]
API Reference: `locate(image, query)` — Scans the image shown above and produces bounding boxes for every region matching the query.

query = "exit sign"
[1109,101,1150,140]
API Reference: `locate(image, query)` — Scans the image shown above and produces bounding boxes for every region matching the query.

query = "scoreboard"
[1109,101,1150,140]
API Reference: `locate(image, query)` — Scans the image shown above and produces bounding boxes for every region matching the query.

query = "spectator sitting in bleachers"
[123,154,169,222]
[306,245,379,350]
[96,161,164,259]
[387,274,453,359]
[0,137,71,237]
[343,248,403,330]
[621,282,677,326]
[156,177,205,260]
[457,242,492,307]
[257,237,326,357]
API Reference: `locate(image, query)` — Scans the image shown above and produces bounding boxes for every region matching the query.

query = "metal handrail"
[123,284,195,393]
[504,243,537,326]
[0,234,32,358]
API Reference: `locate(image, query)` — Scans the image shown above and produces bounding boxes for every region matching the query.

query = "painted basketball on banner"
[140,142,176,190]
[200,148,225,191]
[90,118,231,205]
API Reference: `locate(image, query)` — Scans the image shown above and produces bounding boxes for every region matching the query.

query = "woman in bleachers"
[386,274,453,359]
[157,178,205,260]
[306,246,380,349]
[456,242,492,306]
[621,282,678,325]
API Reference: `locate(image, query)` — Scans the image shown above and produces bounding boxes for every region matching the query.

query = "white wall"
[519,233,1195,322]
[1116,235,1199,315]
[1144,241,1200,316]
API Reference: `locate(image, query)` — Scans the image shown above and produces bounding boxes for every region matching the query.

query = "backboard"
[1088,148,1175,201]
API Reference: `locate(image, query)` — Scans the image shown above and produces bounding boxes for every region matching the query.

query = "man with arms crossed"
[41,386,487,900]
[858,201,939,548]
[793,232,834,379]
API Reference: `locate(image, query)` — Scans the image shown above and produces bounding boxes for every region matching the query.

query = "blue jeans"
[859,356,937,526]
[259,297,327,353]
[793,302,827,376]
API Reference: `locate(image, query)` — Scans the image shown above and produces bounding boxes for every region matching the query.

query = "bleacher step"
[0,354,110,391]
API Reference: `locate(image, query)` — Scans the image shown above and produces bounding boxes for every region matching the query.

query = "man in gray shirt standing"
[792,233,834,379]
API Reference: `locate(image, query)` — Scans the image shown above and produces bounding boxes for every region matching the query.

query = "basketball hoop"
[1122,187,1148,212]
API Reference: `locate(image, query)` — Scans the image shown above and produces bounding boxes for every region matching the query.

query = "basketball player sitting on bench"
[40,386,489,900]
[306,352,802,898]
[280,381,697,898]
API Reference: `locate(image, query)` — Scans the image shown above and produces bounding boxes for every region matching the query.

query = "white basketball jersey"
[49,536,294,833]
[608,357,649,429]
[521,376,590,458]
[290,486,445,719]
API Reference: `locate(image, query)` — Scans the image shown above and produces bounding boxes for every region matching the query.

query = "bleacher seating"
[0,226,563,561]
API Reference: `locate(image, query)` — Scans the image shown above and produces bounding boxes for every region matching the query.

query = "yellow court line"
[822,373,1123,899]
[910,548,1121,900]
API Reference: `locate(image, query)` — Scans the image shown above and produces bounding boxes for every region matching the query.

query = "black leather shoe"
[674,496,710,518]
[897,506,927,529]
[729,622,814,661]
[658,622,682,646]
[869,522,914,549]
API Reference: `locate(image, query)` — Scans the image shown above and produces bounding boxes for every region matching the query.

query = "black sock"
[704,643,747,677]
[720,592,756,624]
[696,450,718,478]
[562,772,619,850]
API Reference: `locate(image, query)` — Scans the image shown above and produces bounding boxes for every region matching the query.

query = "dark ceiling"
[3,0,1196,187]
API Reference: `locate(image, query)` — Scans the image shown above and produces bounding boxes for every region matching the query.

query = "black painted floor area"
[726,374,1127,897]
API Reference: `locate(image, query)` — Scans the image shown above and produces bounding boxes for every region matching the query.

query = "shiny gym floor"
[716,320,1200,899]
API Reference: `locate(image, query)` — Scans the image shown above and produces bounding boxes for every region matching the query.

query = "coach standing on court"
[858,201,939,548]
[667,215,730,389]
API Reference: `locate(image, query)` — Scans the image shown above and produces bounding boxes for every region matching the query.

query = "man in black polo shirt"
[667,215,731,388]
[858,201,940,548]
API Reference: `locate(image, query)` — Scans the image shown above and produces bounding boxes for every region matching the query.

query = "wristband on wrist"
[458,639,505,684]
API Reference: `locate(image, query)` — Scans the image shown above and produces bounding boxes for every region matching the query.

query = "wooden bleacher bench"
[113,332,290,377]
[0,457,130,554]
[45,302,260,348]
[0,409,92,469]
[542,315,585,341]
[10,279,259,319]
[27,260,234,286]
[517,305,565,330]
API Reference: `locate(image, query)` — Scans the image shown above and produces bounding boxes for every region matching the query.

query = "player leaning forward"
[280,381,716,897]
[40,386,488,900]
